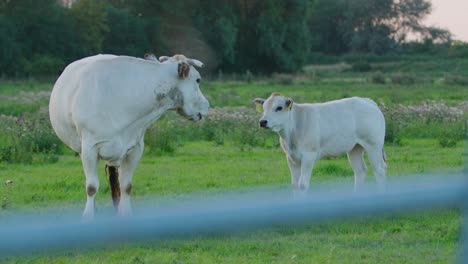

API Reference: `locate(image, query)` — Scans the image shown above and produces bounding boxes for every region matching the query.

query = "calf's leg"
[297,152,318,196]
[366,146,387,191]
[347,144,367,191]
[287,156,301,196]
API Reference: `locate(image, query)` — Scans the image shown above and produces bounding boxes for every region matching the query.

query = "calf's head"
[252,93,293,132]
[159,54,209,121]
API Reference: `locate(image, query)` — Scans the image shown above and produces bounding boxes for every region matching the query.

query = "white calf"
[253,93,387,194]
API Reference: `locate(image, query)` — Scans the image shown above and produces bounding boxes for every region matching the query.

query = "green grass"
[0,139,463,209]
[0,139,464,263]
[0,56,466,263]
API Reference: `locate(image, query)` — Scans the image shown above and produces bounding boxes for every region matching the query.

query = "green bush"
[25,55,65,78]
[391,73,416,85]
[351,62,372,72]
[448,41,468,58]
[438,136,457,148]
[271,73,294,85]
[371,72,386,84]
[143,108,275,154]
[0,112,63,164]
[444,75,468,86]
[144,119,181,155]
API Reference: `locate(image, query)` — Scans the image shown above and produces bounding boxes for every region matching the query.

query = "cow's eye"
[196,78,201,84]
[275,106,283,112]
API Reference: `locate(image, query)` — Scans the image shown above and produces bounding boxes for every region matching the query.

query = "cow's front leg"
[298,152,318,195]
[118,139,144,217]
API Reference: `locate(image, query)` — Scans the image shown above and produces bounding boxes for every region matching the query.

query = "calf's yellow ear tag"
[256,103,263,113]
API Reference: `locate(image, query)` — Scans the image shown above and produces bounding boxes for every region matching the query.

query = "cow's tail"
[105,164,120,209]
[382,148,387,165]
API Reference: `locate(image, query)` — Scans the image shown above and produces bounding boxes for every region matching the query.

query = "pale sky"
[424,0,468,41]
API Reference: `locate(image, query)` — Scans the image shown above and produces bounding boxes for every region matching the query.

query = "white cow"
[49,54,209,220]
[253,93,386,194]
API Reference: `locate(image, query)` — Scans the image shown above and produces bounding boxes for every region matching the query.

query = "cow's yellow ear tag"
[256,103,263,113]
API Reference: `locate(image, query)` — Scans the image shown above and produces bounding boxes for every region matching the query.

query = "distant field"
[0,57,466,263]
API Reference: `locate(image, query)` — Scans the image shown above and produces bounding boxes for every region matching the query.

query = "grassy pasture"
[0,58,467,263]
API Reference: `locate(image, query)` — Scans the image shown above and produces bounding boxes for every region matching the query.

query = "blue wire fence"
[0,173,466,262]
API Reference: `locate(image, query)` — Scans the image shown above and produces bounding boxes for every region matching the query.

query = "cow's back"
[49,55,118,152]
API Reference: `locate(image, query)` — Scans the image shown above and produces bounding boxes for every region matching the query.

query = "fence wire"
[0,173,466,261]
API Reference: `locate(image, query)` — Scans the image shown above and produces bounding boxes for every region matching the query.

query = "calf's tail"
[105,164,120,209]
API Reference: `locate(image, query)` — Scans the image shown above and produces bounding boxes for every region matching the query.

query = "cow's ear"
[285,98,293,111]
[252,98,265,112]
[178,62,190,79]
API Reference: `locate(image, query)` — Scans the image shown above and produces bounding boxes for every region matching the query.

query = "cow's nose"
[259,120,268,128]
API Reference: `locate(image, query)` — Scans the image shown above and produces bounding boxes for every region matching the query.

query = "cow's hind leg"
[81,143,100,221]
[365,145,387,192]
[118,139,144,217]
[347,144,367,192]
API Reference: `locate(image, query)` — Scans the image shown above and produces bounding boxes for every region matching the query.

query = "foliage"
[351,62,372,72]
[390,73,416,85]
[24,55,65,77]
[371,72,386,84]
[144,117,181,155]
[448,41,468,58]
[0,0,82,77]
[308,0,447,55]
[0,111,63,164]
[102,5,156,57]
[68,0,109,54]
[444,75,468,86]
[0,15,21,76]
[380,101,466,145]
[0,0,457,77]
[144,108,275,154]
[194,0,311,73]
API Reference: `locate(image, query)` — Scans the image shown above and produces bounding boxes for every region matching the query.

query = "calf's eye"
[275,106,283,112]
[196,78,201,84]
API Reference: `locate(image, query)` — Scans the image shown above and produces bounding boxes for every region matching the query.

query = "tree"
[308,0,449,55]
[0,0,82,76]
[69,0,109,54]
[0,15,21,75]
[195,0,311,73]
[102,5,154,56]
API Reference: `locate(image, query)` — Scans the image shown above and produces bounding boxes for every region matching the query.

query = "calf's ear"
[178,62,190,79]
[285,98,293,111]
[252,98,265,112]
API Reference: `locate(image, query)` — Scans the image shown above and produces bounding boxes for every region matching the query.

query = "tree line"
[0,0,456,77]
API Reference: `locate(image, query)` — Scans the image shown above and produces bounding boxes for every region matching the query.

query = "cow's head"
[159,54,209,121]
[252,93,293,132]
